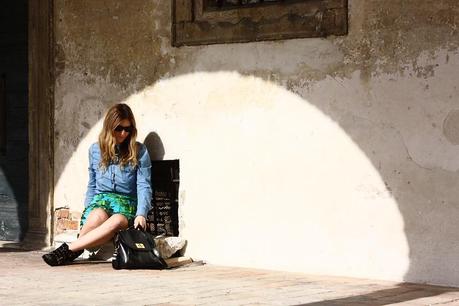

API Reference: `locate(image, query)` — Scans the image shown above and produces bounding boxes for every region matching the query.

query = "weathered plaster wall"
[54,0,459,286]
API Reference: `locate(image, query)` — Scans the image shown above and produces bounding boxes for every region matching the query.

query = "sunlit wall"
[53,1,459,286]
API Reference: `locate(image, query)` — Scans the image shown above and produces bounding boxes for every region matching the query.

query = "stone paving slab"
[1,249,459,305]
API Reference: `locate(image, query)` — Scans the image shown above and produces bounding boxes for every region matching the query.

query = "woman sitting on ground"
[42,103,152,266]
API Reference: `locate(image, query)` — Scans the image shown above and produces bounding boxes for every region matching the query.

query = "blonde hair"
[98,103,138,169]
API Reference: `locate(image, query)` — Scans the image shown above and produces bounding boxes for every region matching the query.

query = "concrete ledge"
[53,231,78,245]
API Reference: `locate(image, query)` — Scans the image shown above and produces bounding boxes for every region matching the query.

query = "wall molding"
[172,0,348,46]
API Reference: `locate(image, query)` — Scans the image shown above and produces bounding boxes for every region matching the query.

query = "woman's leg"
[69,213,129,252]
[78,208,109,237]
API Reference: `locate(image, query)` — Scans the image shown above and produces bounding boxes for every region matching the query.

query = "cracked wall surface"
[54,0,459,286]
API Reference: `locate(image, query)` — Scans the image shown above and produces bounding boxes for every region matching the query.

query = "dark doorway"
[0,1,29,241]
[147,160,180,236]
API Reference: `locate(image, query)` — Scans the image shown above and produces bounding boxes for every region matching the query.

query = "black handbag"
[112,226,167,270]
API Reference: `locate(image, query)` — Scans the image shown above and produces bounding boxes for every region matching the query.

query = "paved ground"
[1,249,459,306]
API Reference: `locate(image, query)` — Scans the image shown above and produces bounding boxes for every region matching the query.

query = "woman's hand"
[134,216,147,230]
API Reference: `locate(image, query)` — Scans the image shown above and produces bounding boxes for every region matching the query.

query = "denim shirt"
[84,142,152,218]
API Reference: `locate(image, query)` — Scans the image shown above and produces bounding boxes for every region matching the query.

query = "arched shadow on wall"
[47,0,459,291]
[52,72,459,290]
[56,69,459,289]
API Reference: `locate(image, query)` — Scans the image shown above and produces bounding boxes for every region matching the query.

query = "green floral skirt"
[80,192,137,228]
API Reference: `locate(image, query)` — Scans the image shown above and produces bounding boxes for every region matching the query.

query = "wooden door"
[0,0,29,241]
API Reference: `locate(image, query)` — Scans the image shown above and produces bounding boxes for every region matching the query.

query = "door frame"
[24,0,54,248]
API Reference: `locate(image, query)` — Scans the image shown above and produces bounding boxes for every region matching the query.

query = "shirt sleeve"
[84,144,96,208]
[135,144,153,218]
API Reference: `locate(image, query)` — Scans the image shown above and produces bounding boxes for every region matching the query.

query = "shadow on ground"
[297,284,459,305]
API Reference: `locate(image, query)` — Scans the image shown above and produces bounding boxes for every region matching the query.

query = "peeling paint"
[55,0,180,90]
[335,0,459,80]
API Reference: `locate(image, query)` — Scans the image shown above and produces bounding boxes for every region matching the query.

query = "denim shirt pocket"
[119,164,136,184]
[95,166,112,191]
[96,166,111,180]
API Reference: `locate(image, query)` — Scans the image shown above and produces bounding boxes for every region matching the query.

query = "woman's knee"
[81,208,109,231]
[105,214,128,232]
[79,208,109,236]
[86,208,109,223]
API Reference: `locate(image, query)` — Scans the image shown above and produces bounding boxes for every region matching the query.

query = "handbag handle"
[127,224,164,240]
[122,224,145,231]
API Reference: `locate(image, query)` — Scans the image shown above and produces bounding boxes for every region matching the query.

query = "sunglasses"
[114,125,133,133]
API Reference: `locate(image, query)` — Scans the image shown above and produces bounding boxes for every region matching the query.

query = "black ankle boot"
[42,243,83,266]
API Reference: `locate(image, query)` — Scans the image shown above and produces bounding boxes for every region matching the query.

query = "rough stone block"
[55,218,79,233]
[55,208,69,219]
[69,210,82,221]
